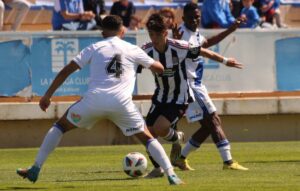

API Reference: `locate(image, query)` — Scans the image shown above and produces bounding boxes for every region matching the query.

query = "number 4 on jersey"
[106,54,123,78]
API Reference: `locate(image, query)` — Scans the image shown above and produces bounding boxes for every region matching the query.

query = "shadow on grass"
[0,187,46,190]
[55,177,136,182]
[78,170,123,174]
[245,160,300,163]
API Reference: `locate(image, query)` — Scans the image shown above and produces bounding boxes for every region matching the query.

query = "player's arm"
[39,61,80,111]
[200,47,243,69]
[149,61,164,74]
[203,18,245,48]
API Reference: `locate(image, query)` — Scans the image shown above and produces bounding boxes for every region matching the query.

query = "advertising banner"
[0,40,30,96]
[1,36,136,96]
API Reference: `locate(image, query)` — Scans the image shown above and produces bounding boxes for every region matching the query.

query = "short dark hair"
[183,2,199,15]
[102,15,123,31]
[146,13,167,32]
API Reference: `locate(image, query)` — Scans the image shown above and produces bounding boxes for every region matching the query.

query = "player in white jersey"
[142,13,243,178]
[16,15,184,185]
[171,2,248,171]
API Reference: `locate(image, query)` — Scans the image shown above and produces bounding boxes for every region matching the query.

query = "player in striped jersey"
[171,3,248,171]
[142,13,243,178]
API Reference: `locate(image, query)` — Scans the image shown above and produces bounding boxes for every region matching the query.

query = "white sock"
[147,139,175,176]
[34,125,64,168]
[216,140,232,162]
[181,139,200,158]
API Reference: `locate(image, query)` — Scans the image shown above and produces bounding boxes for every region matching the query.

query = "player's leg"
[16,113,77,183]
[145,103,186,177]
[111,101,184,185]
[174,120,211,170]
[17,98,97,182]
[134,127,184,185]
[173,84,213,170]
[208,112,248,170]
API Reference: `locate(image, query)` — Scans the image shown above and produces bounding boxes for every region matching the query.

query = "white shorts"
[66,92,145,136]
[186,83,216,123]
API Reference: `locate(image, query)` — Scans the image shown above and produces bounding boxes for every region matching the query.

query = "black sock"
[224,160,233,165]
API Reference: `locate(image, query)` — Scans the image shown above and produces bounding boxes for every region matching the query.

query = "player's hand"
[226,58,243,69]
[172,23,184,40]
[39,95,51,112]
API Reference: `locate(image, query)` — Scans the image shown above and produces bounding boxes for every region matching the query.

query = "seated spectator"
[201,0,236,28]
[110,0,135,27]
[128,15,141,31]
[158,7,176,29]
[52,0,96,30]
[0,0,30,31]
[83,0,105,29]
[240,0,260,28]
[260,0,286,28]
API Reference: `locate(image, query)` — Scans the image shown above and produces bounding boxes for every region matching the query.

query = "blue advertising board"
[0,40,30,96]
[30,36,137,96]
[276,37,300,91]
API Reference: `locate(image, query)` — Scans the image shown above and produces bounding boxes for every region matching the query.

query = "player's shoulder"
[167,38,189,50]
[141,41,153,50]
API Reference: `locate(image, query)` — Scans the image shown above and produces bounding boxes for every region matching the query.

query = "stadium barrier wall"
[0,98,300,148]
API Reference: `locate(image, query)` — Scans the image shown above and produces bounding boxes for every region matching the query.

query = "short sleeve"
[131,46,155,68]
[72,45,94,68]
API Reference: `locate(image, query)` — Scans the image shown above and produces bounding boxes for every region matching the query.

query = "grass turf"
[0,142,299,191]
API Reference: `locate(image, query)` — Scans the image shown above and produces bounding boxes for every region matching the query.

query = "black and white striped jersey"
[142,38,201,105]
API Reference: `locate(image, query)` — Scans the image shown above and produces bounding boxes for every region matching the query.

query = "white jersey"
[179,24,206,85]
[179,24,217,122]
[73,36,155,99]
[67,36,155,135]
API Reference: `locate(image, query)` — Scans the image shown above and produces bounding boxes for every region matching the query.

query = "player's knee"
[56,115,76,132]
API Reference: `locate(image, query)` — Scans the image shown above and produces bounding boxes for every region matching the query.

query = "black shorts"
[146,102,188,127]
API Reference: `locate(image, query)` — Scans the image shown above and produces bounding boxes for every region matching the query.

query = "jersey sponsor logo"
[71,112,81,123]
[126,125,143,133]
[160,68,175,77]
[51,39,79,73]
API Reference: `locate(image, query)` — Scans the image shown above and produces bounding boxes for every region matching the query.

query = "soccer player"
[171,2,248,171]
[16,15,184,185]
[142,13,243,178]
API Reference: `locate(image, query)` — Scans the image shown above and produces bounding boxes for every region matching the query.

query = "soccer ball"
[123,152,147,177]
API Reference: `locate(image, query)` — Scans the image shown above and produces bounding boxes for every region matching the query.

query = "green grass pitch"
[0,142,299,191]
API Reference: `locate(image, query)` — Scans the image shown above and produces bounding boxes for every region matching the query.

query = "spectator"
[52,0,96,30]
[260,0,286,28]
[128,15,141,31]
[83,0,105,29]
[0,0,30,31]
[239,0,260,28]
[110,0,135,27]
[159,7,176,29]
[201,0,236,28]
